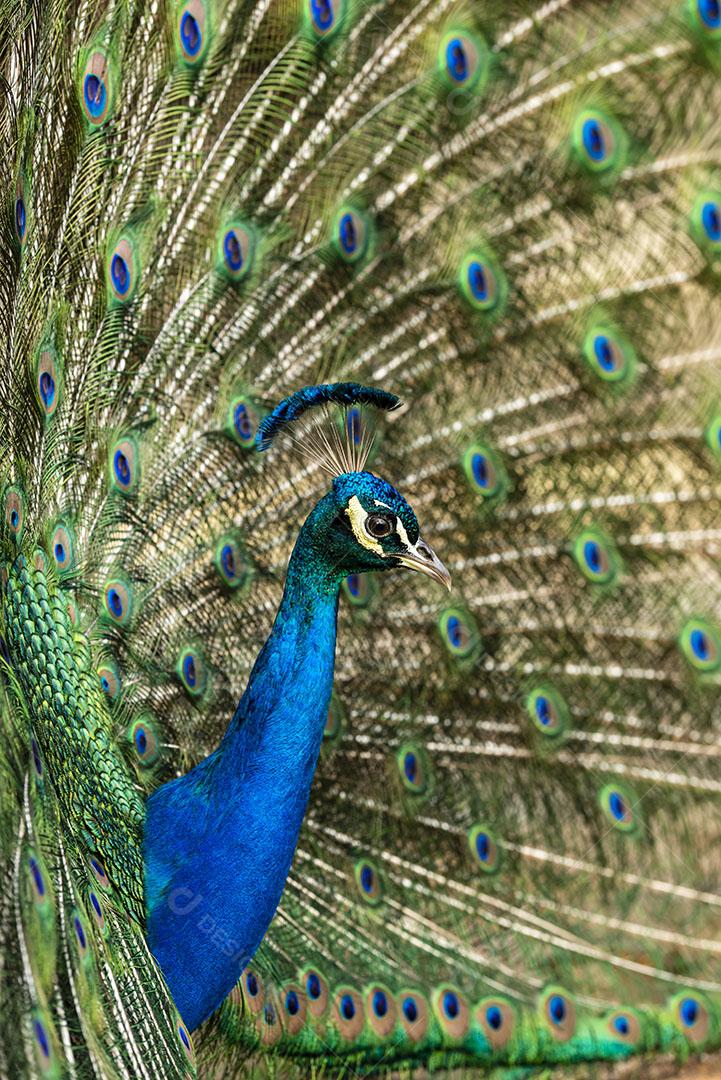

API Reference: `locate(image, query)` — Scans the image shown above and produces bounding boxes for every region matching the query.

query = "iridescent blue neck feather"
[144,492,342,1030]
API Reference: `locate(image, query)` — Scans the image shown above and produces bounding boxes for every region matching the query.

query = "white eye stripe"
[346,496,384,554]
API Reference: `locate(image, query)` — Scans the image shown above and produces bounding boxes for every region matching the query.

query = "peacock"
[2,0,721,1075]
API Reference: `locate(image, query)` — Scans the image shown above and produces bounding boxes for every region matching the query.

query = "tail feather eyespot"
[354,858,383,904]
[476,997,516,1050]
[107,237,139,303]
[573,109,626,173]
[468,824,501,874]
[540,987,576,1042]
[241,968,265,1014]
[177,1,209,63]
[671,992,710,1045]
[218,222,254,281]
[433,985,470,1040]
[680,618,721,672]
[333,206,370,264]
[80,49,114,124]
[333,987,365,1040]
[459,250,506,313]
[307,0,346,38]
[365,985,397,1037]
[282,984,307,1035]
[606,1010,641,1044]
[128,716,160,766]
[36,347,61,418]
[526,686,569,737]
[302,968,329,1017]
[398,990,429,1041]
[4,487,24,540]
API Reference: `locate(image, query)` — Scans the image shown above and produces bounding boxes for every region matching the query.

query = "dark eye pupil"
[367,514,392,537]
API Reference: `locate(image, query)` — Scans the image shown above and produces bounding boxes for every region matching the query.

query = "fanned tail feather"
[2,0,721,1075]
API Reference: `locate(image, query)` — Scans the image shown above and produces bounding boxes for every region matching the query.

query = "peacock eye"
[365,513,394,539]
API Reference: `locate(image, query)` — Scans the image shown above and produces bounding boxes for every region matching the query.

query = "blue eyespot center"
[549,995,566,1024]
[593,335,615,371]
[582,118,606,161]
[584,539,601,573]
[404,752,417,782]
[29,856,45,896]
[614,1015,630,1035]
[286,990,299,1015]
[609,791,626,820]
[90,856,107,881]
[224,230,243,271]
[234,403,253,441]
[15,197,26,240]
[443,991,459,1020]
[691,628,710,661]
[360,864,374,892]
[468,261,489,301]
[373,990,387,1017]
[10,509,19,528]
[681,997,699,1027]
[34,1019,50,1058]
[347,574,361,597]
[447,615,462,648]
[74,915,86,949]
[246,972,258,996]
[702,201,721,242]
[183,654,197,687]
[134,727,147,755]
[111,254,130,295]
[535,695,551,725]
[84,73,107,117]
[90,891,102,917]
[472,453,489,487]
[340,994,355,1020]
[180,11,201,55]
[486,1004,503,1030]
[54,542,65,562]
[339,212,357,255]
[446,38,468,82]
[311,0,334,32]
[264,1005,276,1025]
[107,588,123,618]
[114,449,131,485]
[476,832,490,861]
[699,0,721,29]
[179,1024,191,1049]
[403,997,418,1023]
[221,544,236,578]
[307,973,321,999]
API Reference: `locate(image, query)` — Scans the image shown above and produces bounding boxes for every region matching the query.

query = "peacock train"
[2,0,721,1076]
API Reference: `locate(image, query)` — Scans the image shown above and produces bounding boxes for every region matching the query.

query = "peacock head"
[319,470,450,588]
[258,383,451,591]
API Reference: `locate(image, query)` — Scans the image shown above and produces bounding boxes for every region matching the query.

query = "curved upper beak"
[398,536,452,591]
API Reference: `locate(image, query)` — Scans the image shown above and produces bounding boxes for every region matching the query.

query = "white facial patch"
[346,495,384,555]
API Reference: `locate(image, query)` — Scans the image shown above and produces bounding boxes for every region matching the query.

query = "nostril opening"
[417,541,431,558]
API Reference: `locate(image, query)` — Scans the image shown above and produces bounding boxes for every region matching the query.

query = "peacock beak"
[398,537,452,591]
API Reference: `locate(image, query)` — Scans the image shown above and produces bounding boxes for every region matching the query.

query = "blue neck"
[144,499,341,1030]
